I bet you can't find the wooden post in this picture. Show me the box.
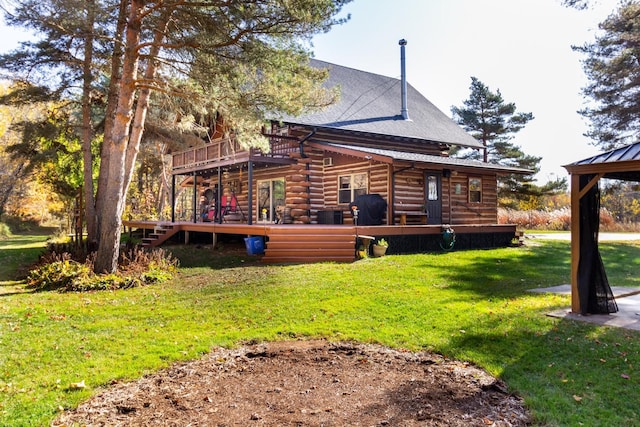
[217,167,223,224]
[390,165,396,225]
[247,161,253,225]
[570,173,581,313]
[193,171,197,223]
[570,173,604,313]
[171,174,176,223]
[387,164,393,225]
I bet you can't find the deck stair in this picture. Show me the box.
[261,226,357,263]
[140,224,178,248]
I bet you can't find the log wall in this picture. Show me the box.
[392,167,498,225]
[183,151,500,226]
[317,151,390,224]
[393,167,427,224]
[448,173,498,225]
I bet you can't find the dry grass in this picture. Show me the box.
[498,208,640,231]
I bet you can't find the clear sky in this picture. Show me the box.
[308,0,621,183]
[0,0,621,183]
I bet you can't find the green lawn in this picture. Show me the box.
[0,234,50,285]
[1,235,639,426]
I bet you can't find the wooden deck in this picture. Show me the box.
[123,220,517,263]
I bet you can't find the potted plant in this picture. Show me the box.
[372,238,389,257]
[357,244,368,259]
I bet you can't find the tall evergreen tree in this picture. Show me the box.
[1,0,116,244]
[562,0,590,10]
[1,0,350,273]
[451,77,534,163]
[573,1,640,151]
[451,77,565,207]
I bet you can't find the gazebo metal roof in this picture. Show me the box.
[564,142,640,181]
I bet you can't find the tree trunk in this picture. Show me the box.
[123,11,172,197]
[95,0,127,238]
[0,163,25,217]
[157,145,171,219]
[81,0,97,244]
[94,0,143,274]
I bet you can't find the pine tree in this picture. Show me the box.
[1,0,351,273]
[451,77,565,207]
[0,0,114,243]
[573,2,640,151]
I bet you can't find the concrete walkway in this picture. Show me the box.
[526,234,640,330]
[526,232,640,241]
[530,285,640,331]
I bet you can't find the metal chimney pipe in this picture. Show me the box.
[399,39,410,120]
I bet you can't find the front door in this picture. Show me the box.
[425,173,442,224]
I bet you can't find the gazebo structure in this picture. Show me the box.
[563,142,640,314]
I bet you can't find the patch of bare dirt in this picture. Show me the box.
[54,340,530,426]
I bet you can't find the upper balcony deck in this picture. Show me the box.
[171,134,300,175]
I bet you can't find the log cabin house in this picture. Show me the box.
[126,41,530,263]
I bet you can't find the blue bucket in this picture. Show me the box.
[244,236,265,255]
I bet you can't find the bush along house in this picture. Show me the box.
[126,40,531,263]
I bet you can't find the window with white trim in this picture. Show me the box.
[427,175,439,201]
[338,173,368,204]
[469,177,482,203]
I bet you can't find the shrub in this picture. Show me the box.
[118,247,178,275]
[498,207,638,231]
[546,208,571,230]
[26,259,92,292]
[27,245,178,292]
[0,222,12,240]
[599,208,616,230]
[67,273,141,292]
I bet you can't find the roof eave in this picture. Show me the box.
[564,159,640,175]
[276,120,484,150]
[310,141,533,175]
[308,141,393,164]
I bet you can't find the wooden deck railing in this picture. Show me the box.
[172,136,300,173]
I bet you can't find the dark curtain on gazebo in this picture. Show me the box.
[577,174,618,315]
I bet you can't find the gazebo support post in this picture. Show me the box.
[570,172,605,313]
[570,173,581,313]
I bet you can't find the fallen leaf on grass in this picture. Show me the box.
[69,380,86,390]
[621,373,630,380]
[573,395,582,402]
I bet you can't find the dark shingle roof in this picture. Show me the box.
[274,59,483,149]
[324,143,533,174]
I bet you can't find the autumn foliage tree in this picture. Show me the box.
[0,83,78,224]
[0,83,35,217]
